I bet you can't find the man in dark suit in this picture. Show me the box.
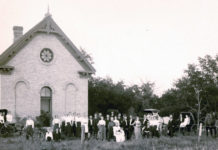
[205,113,213,137]
[211,112,217,138]
[129,115,135,139]
[111,112,114,118]
[121,115,130,140]
[118,113,122,123]
[105,114,110,140]
[93,113,99,139]
[142,114,150,137]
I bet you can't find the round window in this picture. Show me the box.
[40,48,53,63]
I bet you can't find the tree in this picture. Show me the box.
[157,54,217,127]
[80,47,94,64]
[173,54,218,129]
[88,77,157,116]
[157,88,187,116]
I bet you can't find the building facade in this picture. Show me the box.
[0,14,95,119]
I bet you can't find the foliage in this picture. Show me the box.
[88,54,217,124]
[156,54,218,125]
[35,111,51,127]
[88,77,158,116]
[80,47,94,64]
[175,55,218,123]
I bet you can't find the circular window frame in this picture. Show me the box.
[39,48,55,66]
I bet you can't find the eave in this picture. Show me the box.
[0,66,14,74]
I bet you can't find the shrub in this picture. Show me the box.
[35,111,51,127]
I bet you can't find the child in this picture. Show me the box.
[45,128,53,142]
[25,116,34,140]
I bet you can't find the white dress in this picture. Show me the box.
[113,126,125,142]
[113,119,120,126]
[134,120,142,140]
[180,117,190,128]
[45,131,53,140]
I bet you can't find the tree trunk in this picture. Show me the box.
[195,88,201,131]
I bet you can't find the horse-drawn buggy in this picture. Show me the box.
[179,112,197,134]
[142,109,162,137]
[144,109,162,129]
[0,109,24,137]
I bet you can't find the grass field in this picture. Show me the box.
[0,135,217,150]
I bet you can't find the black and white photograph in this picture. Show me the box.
[0,0,217,149]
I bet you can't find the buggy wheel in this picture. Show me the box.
[7,125,15,136]
[191,124,197,134]
[0,126,9,137]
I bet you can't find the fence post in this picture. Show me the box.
[198,123,202,143]
[81,125,85,144]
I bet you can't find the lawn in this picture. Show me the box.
[0,135,217,150]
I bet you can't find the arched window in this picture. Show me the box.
[40,87,52,115]
[41,87,52,97]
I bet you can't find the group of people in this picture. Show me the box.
[0,111,178,142]
[88,112,161,142]
[1,110,217,142]
[205,112,217,138]
[24,111,158,142]
[165,113,218,138]
[25,112,88,141]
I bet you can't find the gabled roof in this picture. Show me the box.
[0,15,95,74]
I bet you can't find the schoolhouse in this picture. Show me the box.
[0,12,95,119]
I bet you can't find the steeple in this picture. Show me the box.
[45,5,51,17]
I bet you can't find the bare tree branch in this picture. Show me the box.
[185,102,197,112]
[200,100,209,111]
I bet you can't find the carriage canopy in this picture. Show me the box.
[144,109,160,114]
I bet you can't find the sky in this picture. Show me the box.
[0,0,217,96]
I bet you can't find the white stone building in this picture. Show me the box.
[0,13,95,119]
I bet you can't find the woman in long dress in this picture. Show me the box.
[180,115,190,135]
[133,116,142,140]
[113,120,125,142]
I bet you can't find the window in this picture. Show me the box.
[40,87,52,97]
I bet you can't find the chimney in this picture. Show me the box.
[13,26,23,42]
